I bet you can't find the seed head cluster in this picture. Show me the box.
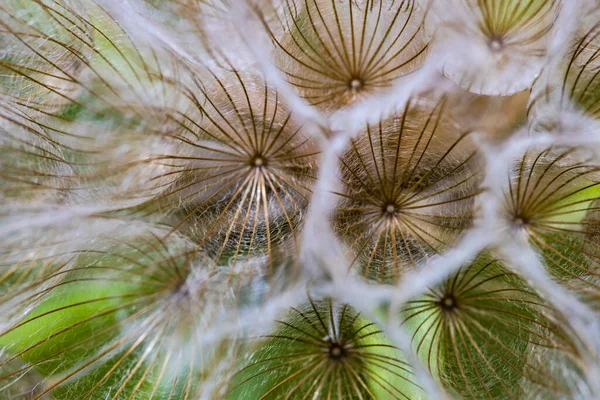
[1,0,600,399]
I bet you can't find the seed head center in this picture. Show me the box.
[329,343,345,361]
[349,78,364,93]
[513,216,529,228]
[488,37,504,52]
[251,156,265,168]
[383,204,398,217]
[440,294,457,310]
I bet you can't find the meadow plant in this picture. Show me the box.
[1,0,600,398]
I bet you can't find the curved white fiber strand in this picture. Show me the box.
[496,240,600,394]
[546,0,591,59]
[298,134,350,279]
[201,284,308,346]
[0,204,128,236]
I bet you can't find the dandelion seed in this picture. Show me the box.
[334,96,482,283]
[142,69,320,270]
[503,147,600,308]
[229,297,424,399]
[1,0,600,398]
[0,233,250,399]
[529,6,600,130]
[402,254,586,399]
[434,0,559,95]
[257,0,429,112]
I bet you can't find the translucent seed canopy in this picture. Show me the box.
[229,298,423,399]
[529,7,600,131]
[149,70,320,267]
[434,0,558,95]
[334,97,482,283]
[504,147,600,308]
[0,0,179,204]
[0,101,76,200]
[558,16,600,119]
[0,358,46,398]
[402,255,585,399]
[0,0,93,111]
[265,0,429,112]
[2,0,600,399]
[0,235,244,399]
[0,246,72,328]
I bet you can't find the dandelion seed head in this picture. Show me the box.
[432,0,559,95]
[402,254,584,398]
[334,96,482,283]
[2,0,600,398]
[529,5,600,132]
[264,0,429,112]
[230,298,424,399]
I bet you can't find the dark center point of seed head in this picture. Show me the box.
[440,294,457,310]
[251,156,265,168]
[488,37,504,52]
[349,78,364,93]
[513,216,529,227]
[329,343,345,361]
[172,277,190,298]
[383,204,397,217]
